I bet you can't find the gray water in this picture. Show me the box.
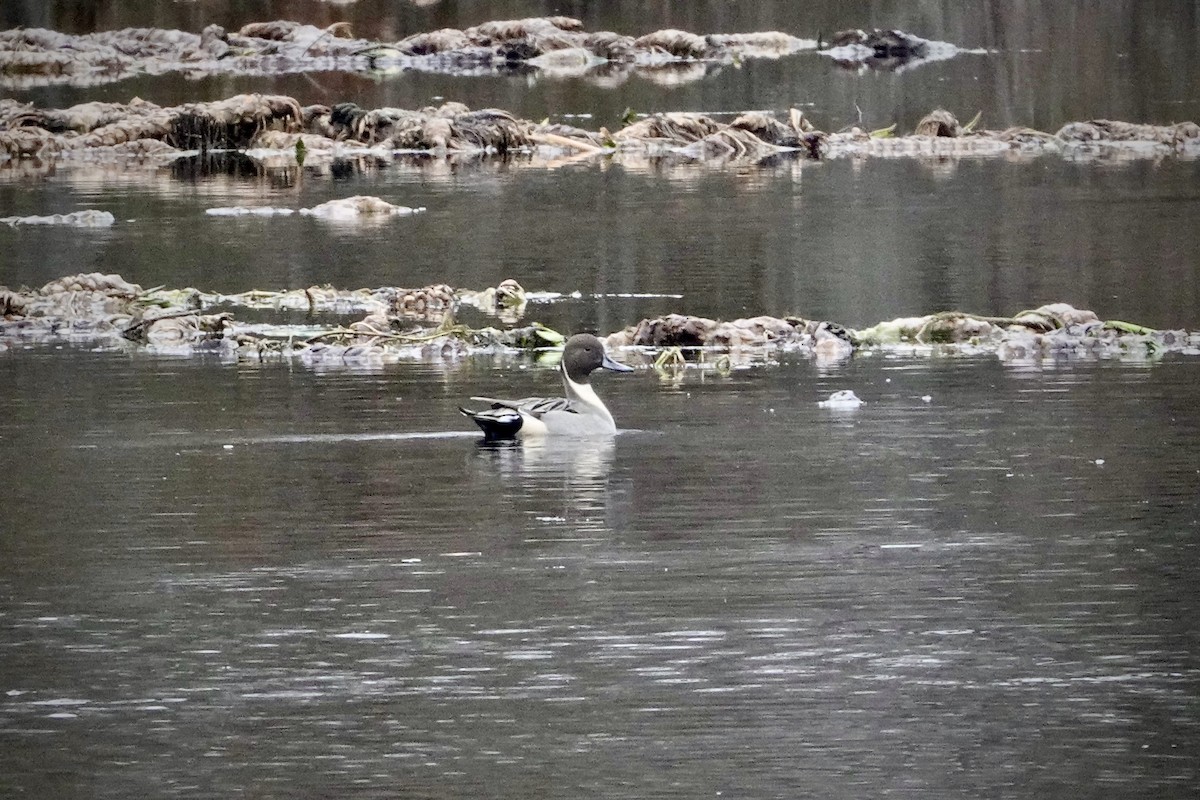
[3,1,1200,797]
[2,352,1199,797]
[3,156,1199,331]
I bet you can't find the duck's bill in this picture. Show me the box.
[602,353,634,372]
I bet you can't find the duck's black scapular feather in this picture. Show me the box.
[458,404,524,439]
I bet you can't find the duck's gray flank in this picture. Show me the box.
[459,333,633,439]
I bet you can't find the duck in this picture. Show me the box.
[459,333,633,439]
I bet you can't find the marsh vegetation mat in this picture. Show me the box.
[3,94,1197,165]
[3,272,1197,371]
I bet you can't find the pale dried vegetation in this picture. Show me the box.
[0,15,812,92]
[2,93,1196,166]
[2,273,1193,366]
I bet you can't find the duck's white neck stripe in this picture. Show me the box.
[564,373,615,425]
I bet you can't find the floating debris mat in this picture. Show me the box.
[2,273,1197,367]
[817,28,970,72]
[1,97,1196,165]
[0,16,821,90]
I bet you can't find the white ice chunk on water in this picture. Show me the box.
[205,206,295,216]
[1,210,115,227]
[818,390,864,409]
[301,196,425,220]
[205,196,425,220]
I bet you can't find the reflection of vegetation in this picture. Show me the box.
[303,320,562,350]
[652,346,733,380]
[169,152,268,182]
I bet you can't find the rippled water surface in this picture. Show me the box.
[2,352,1199,797]
[3,1,1200,797]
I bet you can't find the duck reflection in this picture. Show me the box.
[470,437,618,524]
[474,436,615,482]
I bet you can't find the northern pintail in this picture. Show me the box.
[459,333,633,439]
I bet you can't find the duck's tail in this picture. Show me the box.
[459,405,523,440]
